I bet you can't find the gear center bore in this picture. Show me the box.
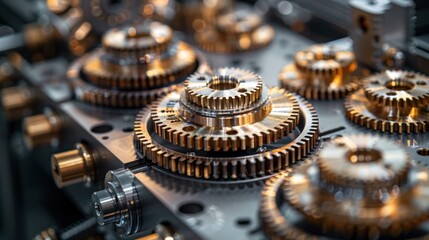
[206,76,240,90]
[384,78,415,91]
[347,148,382,163]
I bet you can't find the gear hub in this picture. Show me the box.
[68,21,202,108]
[345,70,429,133]
[260,135,429,239]
[194,9,275,53]
[134,67,319,180]
[279,44,367,100]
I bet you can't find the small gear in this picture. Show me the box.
[184,68,263,110]
[68,21,203,108]
[194,9,275,53]
[364,70,429,108]
[280,44,365,100]
[134,68,319,180]
[260,135,429,240]
[102,22,173,56]
[345,70,429,133]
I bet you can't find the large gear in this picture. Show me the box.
[68,21,203,108]
[134,67,319,180]
[279,44,367,100]
[345,70,429,133]
[260,135,429,240]
[184,68,263,110]
[194,9,275,53]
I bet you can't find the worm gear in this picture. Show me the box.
[260,135,429,240]
[345,70,429,133]
[68,21,202,108]
[279,44,367,100]
[194,9,275,53]
[134,67,319,180]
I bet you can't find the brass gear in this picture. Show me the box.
[318,135,410,193]
[279,44,365,100]
[184,68,263,110]
[260,135,429,240]
[345,70,429,133]
[364,70,429,108]
[68,21,201,108]
[81,42,197,91]
[102,22,173,56]
[194,9,275,53]
[151,87,299,152]
[134,68,319,179]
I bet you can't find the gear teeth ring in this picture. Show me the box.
[184,68,263,110]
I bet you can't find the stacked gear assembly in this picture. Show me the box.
[279,44,367,100]
[345,70,429,133]
[68,21,201,108]
[194,9,275,53]
[260,134,429,240]
[133,67,319,180]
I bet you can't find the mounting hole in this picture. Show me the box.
[183,126,196,132]
[122,127,134,132]
[102,136,109,140]
[417,148,429,156]
[91,123,113,134]
[416,80,427,86]
[236,218,252,227]
[357,15,369,33]
[178,202,204,214]
[386,91,397,96]
[370,80,380,85]
[238,88,247,93]
[226,129,238,135]
[335,141,345,147]
[198,76,206,81]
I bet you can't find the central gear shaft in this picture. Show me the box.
[134,67,319,180]
[68,21,202,108]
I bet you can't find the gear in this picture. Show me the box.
[134,68,319,180]
[345,70,429,133]
[279,44,365,100]
[80,42,197,91]
[68,21,202,108]
[364,70,429,108]
[260,135,429,240]
[102,22,173,56]
[184,68,263,110]
[318,135,409,192]
[194,9,275,53]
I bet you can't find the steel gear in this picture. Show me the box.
[260,135,429,240]
[68,21,202,108]
[345,70,429,133]
[194,9,275,53]
[184,68,263,110]
[133,68,319,180]
[279,44,366,100]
